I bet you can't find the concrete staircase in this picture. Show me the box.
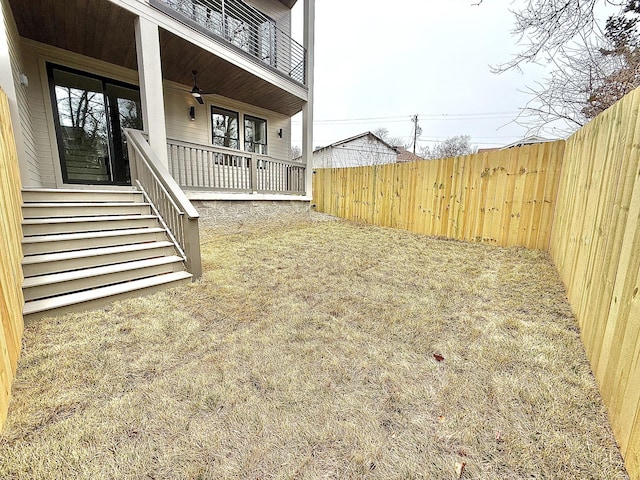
[22,188,193,319]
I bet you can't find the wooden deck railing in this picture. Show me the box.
[126,130,202,279]
[166,138,306,195]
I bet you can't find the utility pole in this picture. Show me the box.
[411,114,422,154]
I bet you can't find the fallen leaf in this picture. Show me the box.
[433,353,445,362]
[495,431,502,442]
[455,461,466,479]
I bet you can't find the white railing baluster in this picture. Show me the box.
[164,138,306,194]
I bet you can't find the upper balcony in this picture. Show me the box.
[149,0,307,86]
[8,0,309,116]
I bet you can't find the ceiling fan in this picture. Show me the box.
[189,70,213,104]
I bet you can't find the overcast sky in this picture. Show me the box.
[290,0,613,151]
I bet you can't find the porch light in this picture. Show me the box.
[189,106,196,121]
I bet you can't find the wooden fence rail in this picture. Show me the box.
[314,140,566,250]
[0,87,24,429]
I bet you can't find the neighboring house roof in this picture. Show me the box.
[501,135,554,149]
[312,131,397,154]
[394,147,424,163]
[311,132,400,169]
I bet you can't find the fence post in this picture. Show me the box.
[251,153,258,193]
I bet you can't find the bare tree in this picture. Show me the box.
[421,135,477,160]
[493,0,640,133]
[290,145,301,160]
[493,0,628,72]
[373,128,407,148]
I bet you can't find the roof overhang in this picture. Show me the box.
[8,0,306,116]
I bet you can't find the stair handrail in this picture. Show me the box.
[125,129,202,279]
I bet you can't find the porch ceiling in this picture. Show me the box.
[159,30,305,116]
[8,0,138,70]
[8,0,305,117]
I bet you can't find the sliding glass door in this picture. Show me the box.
[49,65,143,185]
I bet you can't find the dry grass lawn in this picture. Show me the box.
[0,215,628,479]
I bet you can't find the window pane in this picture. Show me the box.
[245,115,267,155]
[212,107,239,149]
[53,69,110,183]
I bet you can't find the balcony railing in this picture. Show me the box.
[167,138,306,194]
[150,0,307,85]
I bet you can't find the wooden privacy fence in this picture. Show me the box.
[313,90,640,478]
[549,87,640,478]
[314,141,565,250]
[0,88,24,429]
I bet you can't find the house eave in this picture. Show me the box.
[8,0,308,116]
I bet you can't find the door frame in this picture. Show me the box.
[46,62,142,186]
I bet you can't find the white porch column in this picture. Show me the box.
[302,0,315,197]
[134,16,168,167]
[0,0,28,185]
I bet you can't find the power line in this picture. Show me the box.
[291,110,521,125]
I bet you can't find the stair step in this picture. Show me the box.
[22,202,151,218]
[23,271,193,318]
[23,256,185,301]
[22,188,141,204]
[22,241,176,277]
[22,228,167,255]
[20,188,195,319]
[23,215,159,235]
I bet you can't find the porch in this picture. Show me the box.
[165,137,307,196]
[0,0,315,319]
[2,0,314,194]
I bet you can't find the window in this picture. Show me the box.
[244,115,267,155]
[211,106,239,149]
[49,64,142,185]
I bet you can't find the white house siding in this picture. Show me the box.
[20,40,293,187]
[313,135,397,169]
[164,86,292,160]
[246,0,291,36]
[1,0,40,186]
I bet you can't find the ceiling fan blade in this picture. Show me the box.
[196,96,204,105]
